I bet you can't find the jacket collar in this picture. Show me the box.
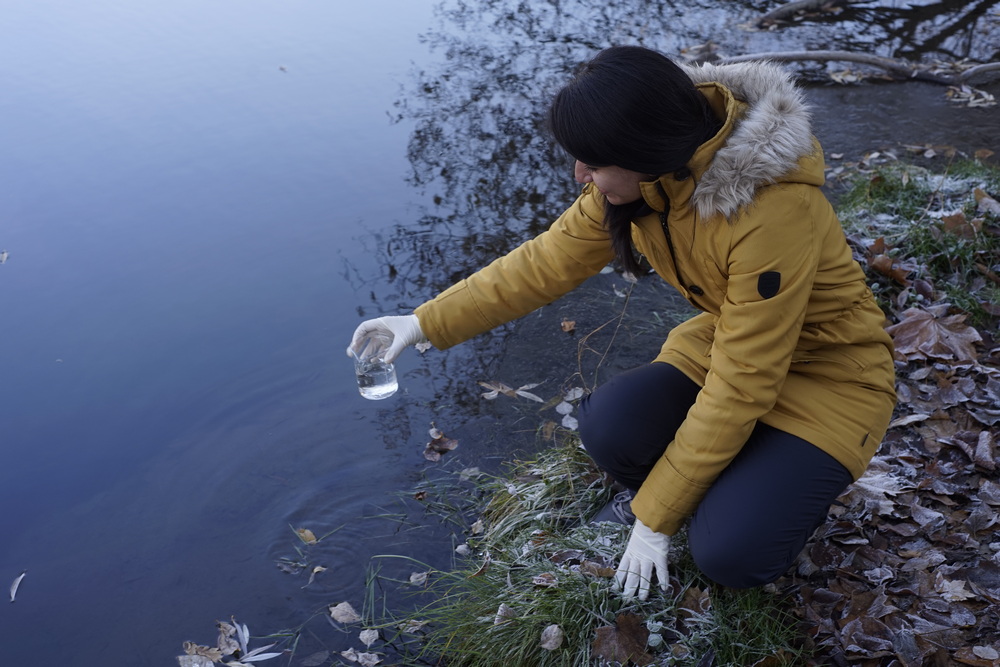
[640,61,816,221]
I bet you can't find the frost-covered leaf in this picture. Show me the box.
[539,624,564,650]
[561,414,579,430]
[409,571,430,586]
[934,572,976,601]
[329,601,362,623]
[592,613,653,666]
[885,307,982,362]
[564,387,585,401]
[531,572,558,588]
[975,187,1000,216]
[494,603,515,625]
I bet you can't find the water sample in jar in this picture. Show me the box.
[351,334,398,400]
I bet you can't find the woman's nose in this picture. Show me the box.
[574,160,591,184]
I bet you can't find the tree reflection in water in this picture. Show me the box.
[372,0,997,305]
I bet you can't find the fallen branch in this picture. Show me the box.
[754,0,870,28]
[720,50,1000,85]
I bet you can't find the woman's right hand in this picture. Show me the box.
[347,315,428,364]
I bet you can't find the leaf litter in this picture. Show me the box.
[777,157,1000,664]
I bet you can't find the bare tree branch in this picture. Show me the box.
[754,0,871,28]
[720,50,1000,85]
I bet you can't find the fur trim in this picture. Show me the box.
[681,61,814,220]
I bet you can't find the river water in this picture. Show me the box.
[0,0,997,664]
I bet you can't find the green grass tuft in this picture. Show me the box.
[368,435,809,666]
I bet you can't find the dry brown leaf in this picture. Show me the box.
[885,307,982,362]
[591,613,653,666]
[423,423,458,461]
[531,572,558,588]
[941,210,982,238]
[974,187,1000,217]
[869,253,914,286]
[329,601,362,624]
[295,528,317,545]
[579,561,616,578]
[182,642,224,661]
[560,319,576,333]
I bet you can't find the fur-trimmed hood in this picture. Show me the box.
[680,61,816,220]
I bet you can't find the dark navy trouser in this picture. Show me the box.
[577,362,853,589]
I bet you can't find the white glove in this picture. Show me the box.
[615,519,670,601]
[347,315,428,364]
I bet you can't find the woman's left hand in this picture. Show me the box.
[615,519,670,601]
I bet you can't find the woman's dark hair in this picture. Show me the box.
[548,45,721,274]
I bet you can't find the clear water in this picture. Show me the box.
[356,361,398,400]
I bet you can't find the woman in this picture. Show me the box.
[348,46,896,600]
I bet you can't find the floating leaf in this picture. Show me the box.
[182,642,224,661]
[409,571,430,586]
[359,629,379,648]
[177,656,214,667]
[299,651,330,667]
[423,423,459,461]
[340,648,382,666]
[329,601,362,623]
[295,528,317,545]
[398,619,429,634]
[592,613,653,666]
[560,319,576,333]
[301,565,327,589]
[9,570,26,603]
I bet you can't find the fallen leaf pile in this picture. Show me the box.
[777,298,1000,665]
[176,618,282,667]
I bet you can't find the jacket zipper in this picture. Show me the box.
[659,208,685,288]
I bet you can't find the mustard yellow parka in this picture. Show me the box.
[414,61,897,535]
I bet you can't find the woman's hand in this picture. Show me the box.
[347,315,428,363]
[615,519,670,601]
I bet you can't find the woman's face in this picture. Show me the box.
[573,160,646,205]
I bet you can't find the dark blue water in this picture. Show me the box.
[0,1,455,662]
[2,0,998,664]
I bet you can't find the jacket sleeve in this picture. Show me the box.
[415,185,615,350]
[631,185,822,535]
